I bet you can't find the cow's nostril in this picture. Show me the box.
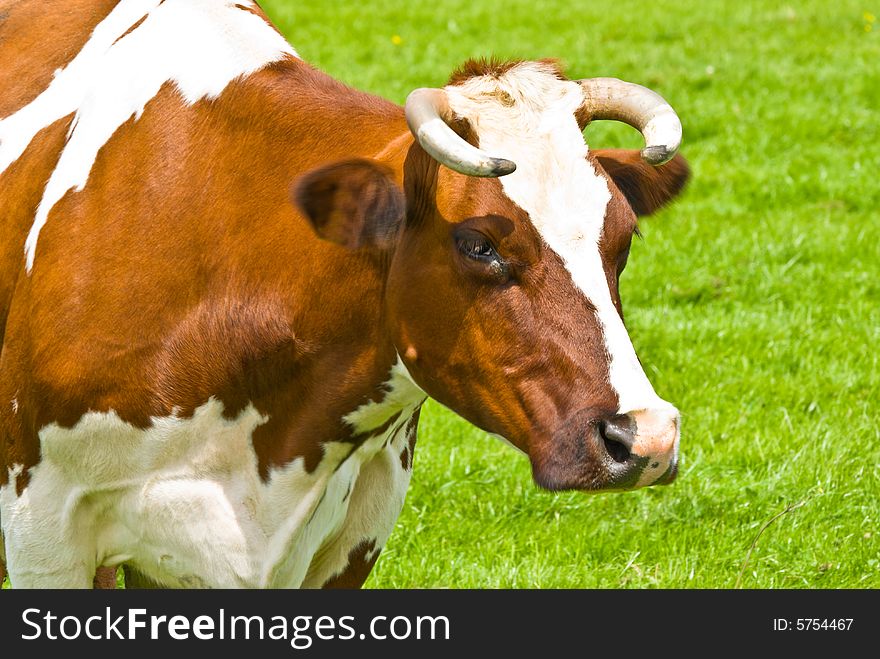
[598,419,634,464]
[602,435,631,463]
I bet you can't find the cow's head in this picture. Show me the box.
[295,60,690,492]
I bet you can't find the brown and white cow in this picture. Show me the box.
[0,0,689,588]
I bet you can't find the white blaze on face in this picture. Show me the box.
[445,62,668,415]
[0,0,297,272]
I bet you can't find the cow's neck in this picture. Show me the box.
[236,63,420,478]
[249,339,426,476]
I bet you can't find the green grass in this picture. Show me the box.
[260,0,880,588]
[3,0,878,590]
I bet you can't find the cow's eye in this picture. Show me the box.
[457,235,498,262]
[453,226,510,281]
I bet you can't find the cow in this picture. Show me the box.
[0,0,690,589]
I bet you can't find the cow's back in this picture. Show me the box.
[0,0,119,342]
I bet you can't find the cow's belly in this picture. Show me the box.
[0,397,417,588]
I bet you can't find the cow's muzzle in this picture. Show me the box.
[530,406,680,492]
[599,408,680,488]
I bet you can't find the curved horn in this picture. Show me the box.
[404,88,516,177]
[578,78,682,166]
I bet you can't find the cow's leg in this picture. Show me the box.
[93,566,118,589]
[3,548,94,588]
[2,490,95,588]
[3,525,94,588]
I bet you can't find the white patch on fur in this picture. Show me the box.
[0,0,296,272]
[343,359,425,433]
[445,62,668,415]
[298,358,426,588]
[0,363,426,588]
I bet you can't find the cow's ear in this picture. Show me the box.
[292,159,405,250]
[593,149,690,217]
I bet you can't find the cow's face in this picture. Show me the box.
[296,61,689,492]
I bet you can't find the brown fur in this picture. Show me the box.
[447,57,565,87]
[0,0,119,117]
[320,539,379,589]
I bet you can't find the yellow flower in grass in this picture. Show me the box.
[391,35,403,46]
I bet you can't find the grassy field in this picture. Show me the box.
[260,0,880,588]
[3,0,878,589]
